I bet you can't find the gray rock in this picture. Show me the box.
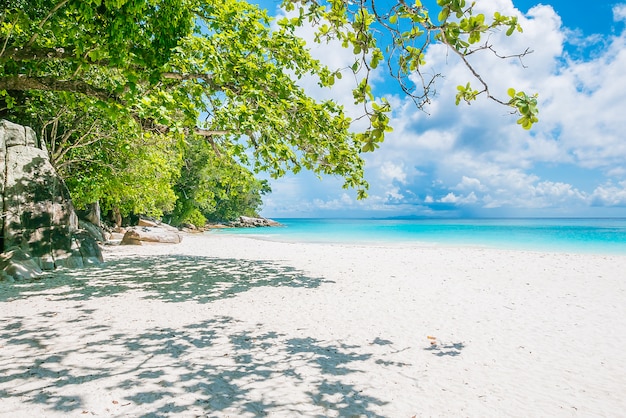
[229,216,282,228]
[73,230,104,265]
[77,201,102,227]
[0,247,43,281]
[121,226,183,245]
[1,119,103,279]
[138,217,180,232]
[79,219,107,243]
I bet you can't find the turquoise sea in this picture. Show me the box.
[215,218,626,254]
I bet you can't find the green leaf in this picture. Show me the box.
[438,9,450,22]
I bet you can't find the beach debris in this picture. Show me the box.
[427,335,438,346]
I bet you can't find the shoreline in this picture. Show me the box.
[209,228,626,256]
[2,234,626,416]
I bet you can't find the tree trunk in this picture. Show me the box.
[112,207,122,228]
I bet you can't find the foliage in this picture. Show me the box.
[0,0,538,213]
[172,137,270,226]
[0,0,368,195]
[1,91,182,217]
[283,0,539,153]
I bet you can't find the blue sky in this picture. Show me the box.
[255,0,626,218]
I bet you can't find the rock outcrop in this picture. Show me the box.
[1,120,103,280]
[228,216,282,228]
[121,226,183,245]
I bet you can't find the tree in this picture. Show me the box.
[1,90,182,216]
[1,0,538,205]
[1,0,366,195]
[171,137,270,226]
[281,0,539,142]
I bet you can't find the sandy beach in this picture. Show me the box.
[1,233,626,417]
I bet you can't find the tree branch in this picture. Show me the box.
[0,75,116,102]
[26,0,70,47]
[193,128,229,136]
[1,42,106,65]
[437,31,508,106]
[161,72,216,83]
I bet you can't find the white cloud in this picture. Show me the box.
[440,192,458,203]
[607,167,626,178]
[378,161,408,184]
[312,193,354,210]
[591,181,626,207]
[455,176,487,192]
[533,181,588,204]
[384,187,404,200]
[614,4,626,22]
[439,192,478,205]
[260,0,626,218]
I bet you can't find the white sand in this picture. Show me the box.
[1,233,626,417]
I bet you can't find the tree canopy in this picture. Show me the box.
[0,0,538,222]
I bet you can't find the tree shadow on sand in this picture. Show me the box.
[0,254,331,303]
[1,313,389,416]
[424,342,465,357]
[0,254,396,416]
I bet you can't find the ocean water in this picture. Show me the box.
[213,218,626,254]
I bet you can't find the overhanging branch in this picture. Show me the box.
[1,44,71,61]
[0,75,116,102]
[162,72,216,83]
[193,128,229,136]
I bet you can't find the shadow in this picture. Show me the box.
[3,155,76,259]
[0,254,329,303]
[0,313,390,416]
[371,337,393,346]
[424,342,465,357]
[0,244,396,415]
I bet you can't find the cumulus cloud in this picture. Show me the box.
[440,192,478,205]
[378,161,408,184]
[614,4,626,22]
[591,181,626,207]
[455,176,488,192]
[312,193,354,210]
[259,0,626,217]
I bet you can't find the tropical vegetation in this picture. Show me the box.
[0,0,538,226]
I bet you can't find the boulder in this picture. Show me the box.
[137,217,159,228]
[137,217,180,232]
[1,119,103,279]
[121,226,183,245]
[229,216,282,228]
[0,247,43,281]
[78,219,107,243]
[179,222,197,231]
